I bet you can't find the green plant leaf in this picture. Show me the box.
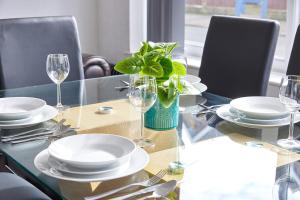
[144,51,161,63]
[139,42,148,56]
[165,43,177,54]
[172,61,186,76]
[114,56,142,74]
[157,86,177,108]
[159,57,173,78]
[156,77,169,85]
[168,81,176,99]
[177,80,184,93]
[151,42,177,55]
[142,61,164,77]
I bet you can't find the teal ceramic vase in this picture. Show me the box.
[144,95,179,130]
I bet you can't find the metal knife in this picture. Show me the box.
[110,182,168,200]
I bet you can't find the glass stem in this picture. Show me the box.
[140,111,144,139]
[288,112,295,140]
[176,131,180,163]
[57,83,62,108]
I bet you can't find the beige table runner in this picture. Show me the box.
[54,100,300,200]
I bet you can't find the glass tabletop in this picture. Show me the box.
[0,75,299,200]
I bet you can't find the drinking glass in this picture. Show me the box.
[273,158,300,200]
[128,75,157,147]
[46,54,70,110]
[278,75,300,149]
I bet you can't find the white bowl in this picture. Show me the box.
[0,97,46,120]
[230,96,290,119]
[48,134,136,169]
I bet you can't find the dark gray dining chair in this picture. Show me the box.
[286,25,300,75]
[0,16,84,90]
[0,172,51,200]
[199,15,280,98]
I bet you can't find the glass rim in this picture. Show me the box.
[47,54,68,58]
[130,74,156,80]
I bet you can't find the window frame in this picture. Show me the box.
[183,0,300,74]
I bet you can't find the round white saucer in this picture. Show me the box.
[34,147,149,182]
[216,104,300,129]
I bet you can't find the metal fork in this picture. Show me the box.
[196,104,225,117]
[1,125,73,142]
[1,119,66,139]
[8,127,74,144]
[84,169,167,200]
[121,80,129,85]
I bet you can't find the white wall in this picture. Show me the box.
[0,0,99,54]
[97,0,130,63]
[0,0,145,64]
[97,0,147,63]
[130,0,147,53]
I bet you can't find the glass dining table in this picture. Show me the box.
[0,75,299,200]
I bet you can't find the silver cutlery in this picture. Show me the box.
[121,80,129,85]
[1,119,66,139]
[136,179,177,200]
[7,125,74,144]
[114,86,129,90]
[196,110,215,115]
[10,135,50,144]
[196,104,225,117]
[9,129,74,144]
[2,125,72,142]
[2,130,55,142]
[84,169,167,200]
[110,180,177,200]
[198,104,225,111]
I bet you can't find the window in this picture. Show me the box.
[184,0,297,73]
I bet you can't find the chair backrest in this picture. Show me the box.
[199,15,279,98]
[287,25,300,75]
[0,16,84,89]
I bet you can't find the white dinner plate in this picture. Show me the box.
[48,134,136,169]
[48,156,130,175]
[229,107,289,125]
[0,116,33,124]
[0,105,58,129]
[181,82,207,96]
[34,147,149,182]
[216,104,300,129]
[181,74,201,84]
[0,97,46,120]
[230,96,290,119]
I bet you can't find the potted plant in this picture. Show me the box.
[114,41,186,130]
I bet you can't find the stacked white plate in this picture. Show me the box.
[216,96,300,128]
[181,75,207,95]
[0,97,58,129]
[34,134,149,182]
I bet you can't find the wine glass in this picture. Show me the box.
[46,54,70,111]
[273,159,300,199]
[128,74,157,147]
[278,75,300,149]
